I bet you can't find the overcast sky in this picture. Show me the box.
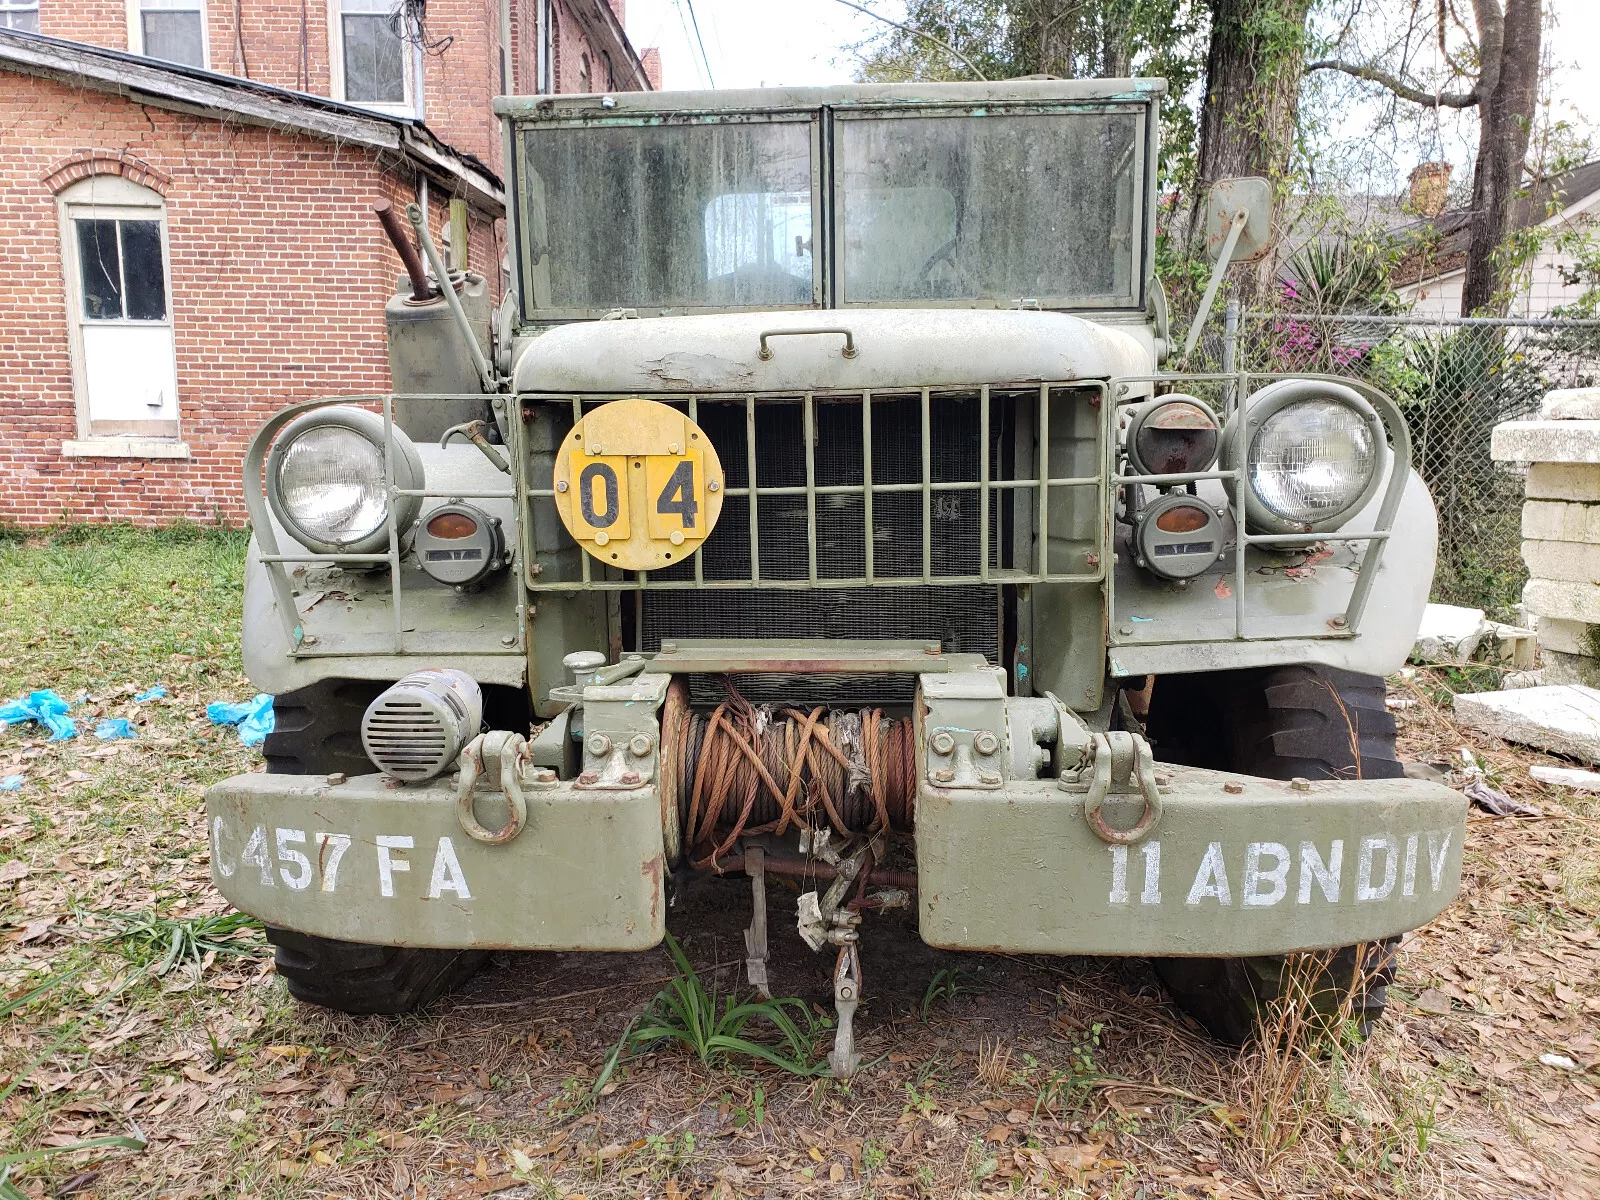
[625,0,1600,190]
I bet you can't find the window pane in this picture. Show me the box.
[519,121,815,311]
[142,10,205,66]
[343,13,405,103]
[1,9,39,32]
[837,112,1139,305]
[120,221,168,321]
[76,220,124,321]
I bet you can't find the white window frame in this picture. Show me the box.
[328,0,416,117]
[125,0,211,70]
[56,175,189,459]
[0,0,40,34]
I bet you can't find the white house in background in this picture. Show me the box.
[1394,159,1600,318]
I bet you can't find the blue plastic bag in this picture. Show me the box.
[0,775,22,791]
[207,694,275,747]
[133,686,166,703]
[0,691,76,740]
[95,718,136,740]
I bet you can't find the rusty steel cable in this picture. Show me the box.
[659,678,915,870]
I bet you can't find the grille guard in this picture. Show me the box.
[241,370,1412,661]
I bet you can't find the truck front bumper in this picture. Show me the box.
[206,765,1464,956]
[917,766,1465,957]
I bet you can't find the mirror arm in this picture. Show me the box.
[1179,208,1249,364]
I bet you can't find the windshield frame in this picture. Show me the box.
[831,101,1149,313]
[510,109,826,322]
[500,81,1161,326]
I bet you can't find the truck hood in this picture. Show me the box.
[512,309,1155,394]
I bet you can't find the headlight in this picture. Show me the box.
[1123,394,1219,476]
[1226,381,1387,534]
[1249,401,1374,522]
[266,407,424,554]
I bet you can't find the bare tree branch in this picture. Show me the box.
[830,0,990,81]
[1305,58,1479,107]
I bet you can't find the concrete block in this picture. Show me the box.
[1412,602,1487,663]
[1521,539,1600,583]
[1526,462,1600,502]
[1543,648,1600,689]
[1452,683,1600,764]
[1492,420,1600,464]
[1483,620,1538,670]
[1524,578,1600,625]
[1522,499,1600,543]
[1530,764,1600,791]
[1542,388,1600,420]
[1537,617,1599,658]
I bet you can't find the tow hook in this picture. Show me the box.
[1066,731,1165,845]
[454,730,530,845]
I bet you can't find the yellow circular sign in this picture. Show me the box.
[552,399,725,571]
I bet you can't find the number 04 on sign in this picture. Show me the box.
[552,399,725,571]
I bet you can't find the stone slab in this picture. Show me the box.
[1452,684,1600,764]
[1522,539,1600,583]
[1524,578,1600,625]
[1543,648,1600,689]
[1542,388,1600,420]
[1537,616,1599,659]
[1492,420,1600,464]
[1412,602,1487,663]
[1530,764,1600,791]
[1527,462,1600,502]
[1522,499,1600,543]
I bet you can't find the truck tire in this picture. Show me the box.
[261,679,488,1014]
[265,927,488,1015]
[1143,665,1402,1045]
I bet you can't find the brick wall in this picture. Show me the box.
[417,0,501,169]
[39,0,647,187]
[212,0,332,94]
[39,0,127,50]
[0,71,497,527]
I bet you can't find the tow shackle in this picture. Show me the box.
[454,730,530,845]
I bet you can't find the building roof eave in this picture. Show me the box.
[0,28,503,210]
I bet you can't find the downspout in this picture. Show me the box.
[499,0,513,94]
[537,0,551,93]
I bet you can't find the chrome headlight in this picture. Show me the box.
[266,407,424,554]
[1226,381,1387,534]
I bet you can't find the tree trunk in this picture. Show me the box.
[1191,0,1314,266]
[1461,0,1542,315]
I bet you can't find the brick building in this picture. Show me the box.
[0,2,655,526]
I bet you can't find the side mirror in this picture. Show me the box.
[1204,177,1273,264]
[1179,177,1276,362]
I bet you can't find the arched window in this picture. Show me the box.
[579,52,591,94]
[56,175,185,454]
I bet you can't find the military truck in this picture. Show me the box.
[206,79,1465,1070]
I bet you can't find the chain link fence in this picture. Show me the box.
[1218,308,1600,614]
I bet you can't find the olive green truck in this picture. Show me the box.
[206,78,1465,1070]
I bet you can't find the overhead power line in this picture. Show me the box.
[682,0,716,87]
[829,0,989,81]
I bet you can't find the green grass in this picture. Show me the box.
[0,522,248,700]
[0,525,259,1195]
[595,933,828,1088]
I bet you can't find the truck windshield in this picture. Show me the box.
[836,111,1141,307]
[518,120,816,313]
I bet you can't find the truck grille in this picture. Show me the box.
[523,384,1107,699]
